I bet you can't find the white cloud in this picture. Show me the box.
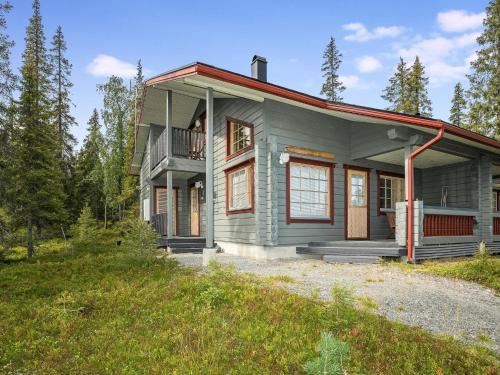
[87,54,146,78]
[437,10,485,32]
[340,75,370,89]
[356,56,382,73]
[343,23,404,42]
[396,32,479,84]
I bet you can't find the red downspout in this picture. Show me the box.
[407,124,445,262]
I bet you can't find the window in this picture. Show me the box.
[155,187,167,214]
[378,172,405,213]
[225,159,254,214]
[286,157,334,224]
[226,118,254,159]
[493,190,499,212]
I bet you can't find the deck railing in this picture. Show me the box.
[423,212,475,237]
[150,127,206,169]
[150,213,167,236]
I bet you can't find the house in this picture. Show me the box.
[130,56,500,263]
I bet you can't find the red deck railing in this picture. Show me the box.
[494,217,500,235]
[423,214,474,237]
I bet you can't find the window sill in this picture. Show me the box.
[226,145,254,161]
[288,217,333,224]
[226,207,254,215]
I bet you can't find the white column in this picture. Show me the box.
[205,87,214,248]
[166,90,174,239]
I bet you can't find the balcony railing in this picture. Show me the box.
[151,127,206,169]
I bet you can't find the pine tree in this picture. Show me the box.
[49,25,77,222]
[382,57,411,113]
[449,82,467,127]
[120,60,144,208]
[10,0,66,258]
[75,109,104,220]
[466,0,499,139]
[320,36,345,102]
[407,56,432,117]
[97,76,130,224]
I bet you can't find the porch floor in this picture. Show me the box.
[296,240,405,263]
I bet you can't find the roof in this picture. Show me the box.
[139,61,500,151]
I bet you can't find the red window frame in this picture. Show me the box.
[376,170,405,216]
[286,156,335,224]
[224,158,255,215]
[226,117,254,160]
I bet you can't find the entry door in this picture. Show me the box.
[190,186,200,236]
[347,168,368,239]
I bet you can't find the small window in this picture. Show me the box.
[493,191,499,212]
[287,158,334,224]
[155,187,167,214]
[226,118,254,159]
[378,173,405,212]
[225,160,254,214]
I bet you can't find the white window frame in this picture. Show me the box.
[226,161,253,213]
[379,174,405,212]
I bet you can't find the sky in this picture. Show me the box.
[8,0,488,147]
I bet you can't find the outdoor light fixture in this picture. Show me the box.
[195,181,204,189]
[195,119,201,128]
[279,152,290,165]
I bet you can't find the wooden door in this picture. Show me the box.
[347,168,369,239]
[190,186,200,236]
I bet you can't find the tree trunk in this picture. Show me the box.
[104,202,107,229]
[27,216,34,259]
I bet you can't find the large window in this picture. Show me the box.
[226,118,254,159]
[225,159,254,214]
[287,158,334,224]
[378,172,405,213]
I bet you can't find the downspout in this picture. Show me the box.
[407,124,445,262]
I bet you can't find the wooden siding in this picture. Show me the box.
[423,214,474,237]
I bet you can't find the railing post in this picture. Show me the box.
[205,87,214,249]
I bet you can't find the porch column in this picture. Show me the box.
[205,87,214,248]
[166,90,174,239]
[404,145,413,200]
[478,155,493,242]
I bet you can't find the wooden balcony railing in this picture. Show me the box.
[150,127,206,169]
[423,214,475,237]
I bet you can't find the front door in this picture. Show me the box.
[190,186,200,236]
[346,168,369,239]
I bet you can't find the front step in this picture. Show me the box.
[297,246,403,257]
[323,255,381,264]
[157,237,210,254]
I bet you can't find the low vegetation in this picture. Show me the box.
[0,230,498,374]
[397,246,500,292]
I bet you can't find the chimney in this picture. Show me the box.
[251,55,267,82]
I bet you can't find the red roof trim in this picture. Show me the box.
[140,63,500,150]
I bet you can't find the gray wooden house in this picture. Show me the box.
[130,57,500,262]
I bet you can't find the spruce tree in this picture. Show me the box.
[97,76,130,224]
[407,56,432,117]
[466,0,499,139]
[11,0,66,257]
[49,25,77,221]
[75,109,104,220]
[320,36,345,102]
[382,57,411,113]
[0,1,16,208]
[449,82,467,127]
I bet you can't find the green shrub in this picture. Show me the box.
[304,332,350,375]
[122,217,158,258]
[70,206,98,248]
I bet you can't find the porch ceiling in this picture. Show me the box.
[368,148,469,169]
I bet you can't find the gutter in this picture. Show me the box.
[406,124,445,262]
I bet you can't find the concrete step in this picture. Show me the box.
[323,255,381,264]
[170,247,204,254]
[167,237,206,244]
[297,246,402,257]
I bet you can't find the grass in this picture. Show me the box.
[0,231,499,374]
[395,254,500,292]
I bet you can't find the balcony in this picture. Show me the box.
[151,127,206,169]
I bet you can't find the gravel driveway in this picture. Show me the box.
[173,253,500,352]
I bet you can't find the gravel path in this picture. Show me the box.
[173,253,500,352]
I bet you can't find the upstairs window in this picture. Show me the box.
[226,118,254,159]
[378,173,405,212]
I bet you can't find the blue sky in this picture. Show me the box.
[8,0,488,146]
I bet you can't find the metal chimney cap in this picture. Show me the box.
[252,55,267,63]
